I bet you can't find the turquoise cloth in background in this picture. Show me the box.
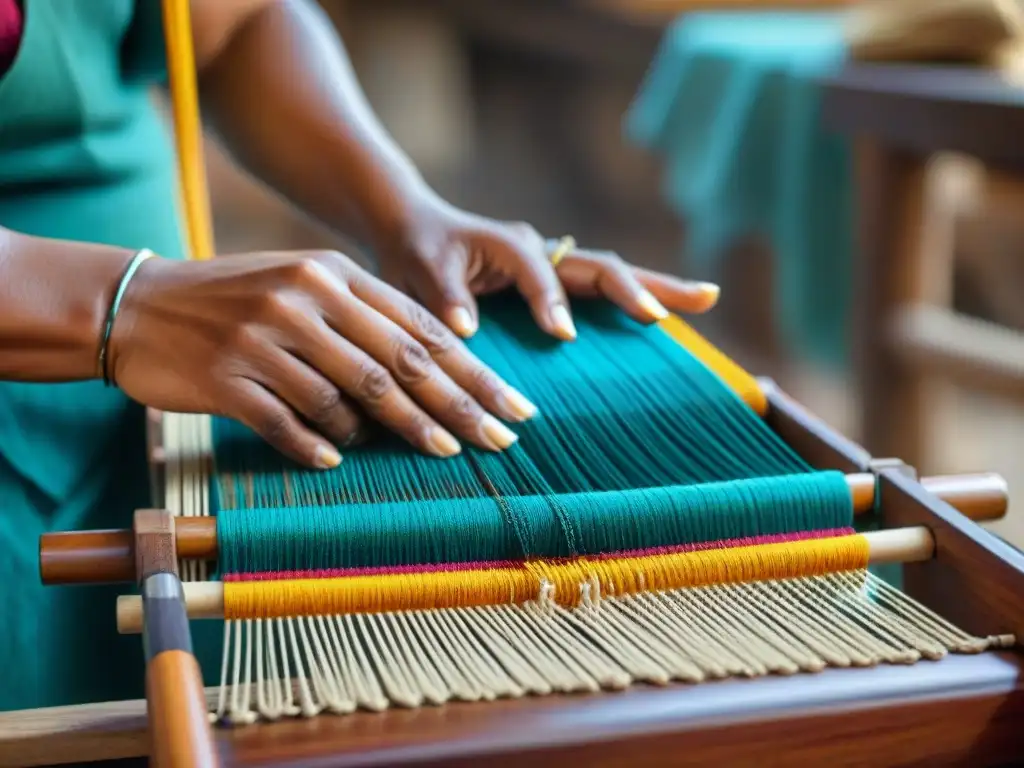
[626,12,853,368]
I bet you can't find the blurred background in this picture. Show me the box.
[189,0,1024,545]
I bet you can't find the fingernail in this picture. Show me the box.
[637,289,669,320]
[315,444,343,469]
[481,415,519,450]
[428,427,462,457]
[550,305,577,341]
[500,387,538,421]
[449,307,477,338]
[699,282,721,303]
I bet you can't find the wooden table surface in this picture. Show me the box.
[3,652,1021,766]
[822,63,1024,170]
[215,652,1024,767]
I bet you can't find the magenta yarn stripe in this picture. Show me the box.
[222,527,855,582]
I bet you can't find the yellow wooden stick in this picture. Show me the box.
[161,0,215,261]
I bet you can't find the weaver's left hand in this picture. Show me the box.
[377,196,721,341]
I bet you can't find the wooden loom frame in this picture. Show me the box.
[3,0,1023,764]
[1,376,1023,768]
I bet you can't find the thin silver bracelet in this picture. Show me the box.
[98,248,156,387]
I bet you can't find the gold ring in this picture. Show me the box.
[548,236,576,268]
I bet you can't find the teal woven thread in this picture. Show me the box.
[216,472,853,574]
[211,295,852,573]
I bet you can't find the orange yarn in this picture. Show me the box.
[222,534,870,620]
[658,315,767,416]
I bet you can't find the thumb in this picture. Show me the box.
[408,247,480,339]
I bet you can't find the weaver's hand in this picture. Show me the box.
[109,251,536,468]
[378,196,721,341]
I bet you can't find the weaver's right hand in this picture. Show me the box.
[109,251,538,468]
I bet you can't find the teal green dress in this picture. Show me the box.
[0,0,219,711]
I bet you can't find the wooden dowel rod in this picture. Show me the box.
[919,472,1009,524]
[114,526,937,635]
[39,472,1008,587]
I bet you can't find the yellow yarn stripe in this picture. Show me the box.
[658,315,767,415]
[222,535,870,619]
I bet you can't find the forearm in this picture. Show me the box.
[197,0,435,253]
[0,227,134,382]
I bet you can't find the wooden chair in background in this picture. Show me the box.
[821,64,1024,472]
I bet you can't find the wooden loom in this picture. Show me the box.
[9,389,1024,768]
[6,1,1024,766]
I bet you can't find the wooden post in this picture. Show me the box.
[135,510,219,768]
[852,142,932,467]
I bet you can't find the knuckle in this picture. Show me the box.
[468,366,502,399]
[392,339,434,384]
[307,386,345,425]
[255,290,294,323]
[410,304,455,355]
[286,257,328,287]
[447,392,480,424]
[354,361,394,402]
[229,323,264,352]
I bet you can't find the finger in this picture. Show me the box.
[632,267,721,314]
[291,319,463,456]
[247,342,368,448]
[556,251,669,325]
[406,245,480,339]
[229,380,342,470]
[486,228,576,341]
[352,276,538,422]
[290,261,518,453]
[328,298,519,453]
[269,261,466,456]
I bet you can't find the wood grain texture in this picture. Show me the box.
[821,64,1024,171]
[890,304,1024,403]
[819,61,1024,483]
[2,653,1021,767]
[38,529,136,586]
[880,468,1024,640]
[39,517,214,586]
[0,697,151,767]
[16,387,1024,766]
[215,653,1024,767]
[850,143,931,466]
[134,509,178,582]
[145,651,219,768]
